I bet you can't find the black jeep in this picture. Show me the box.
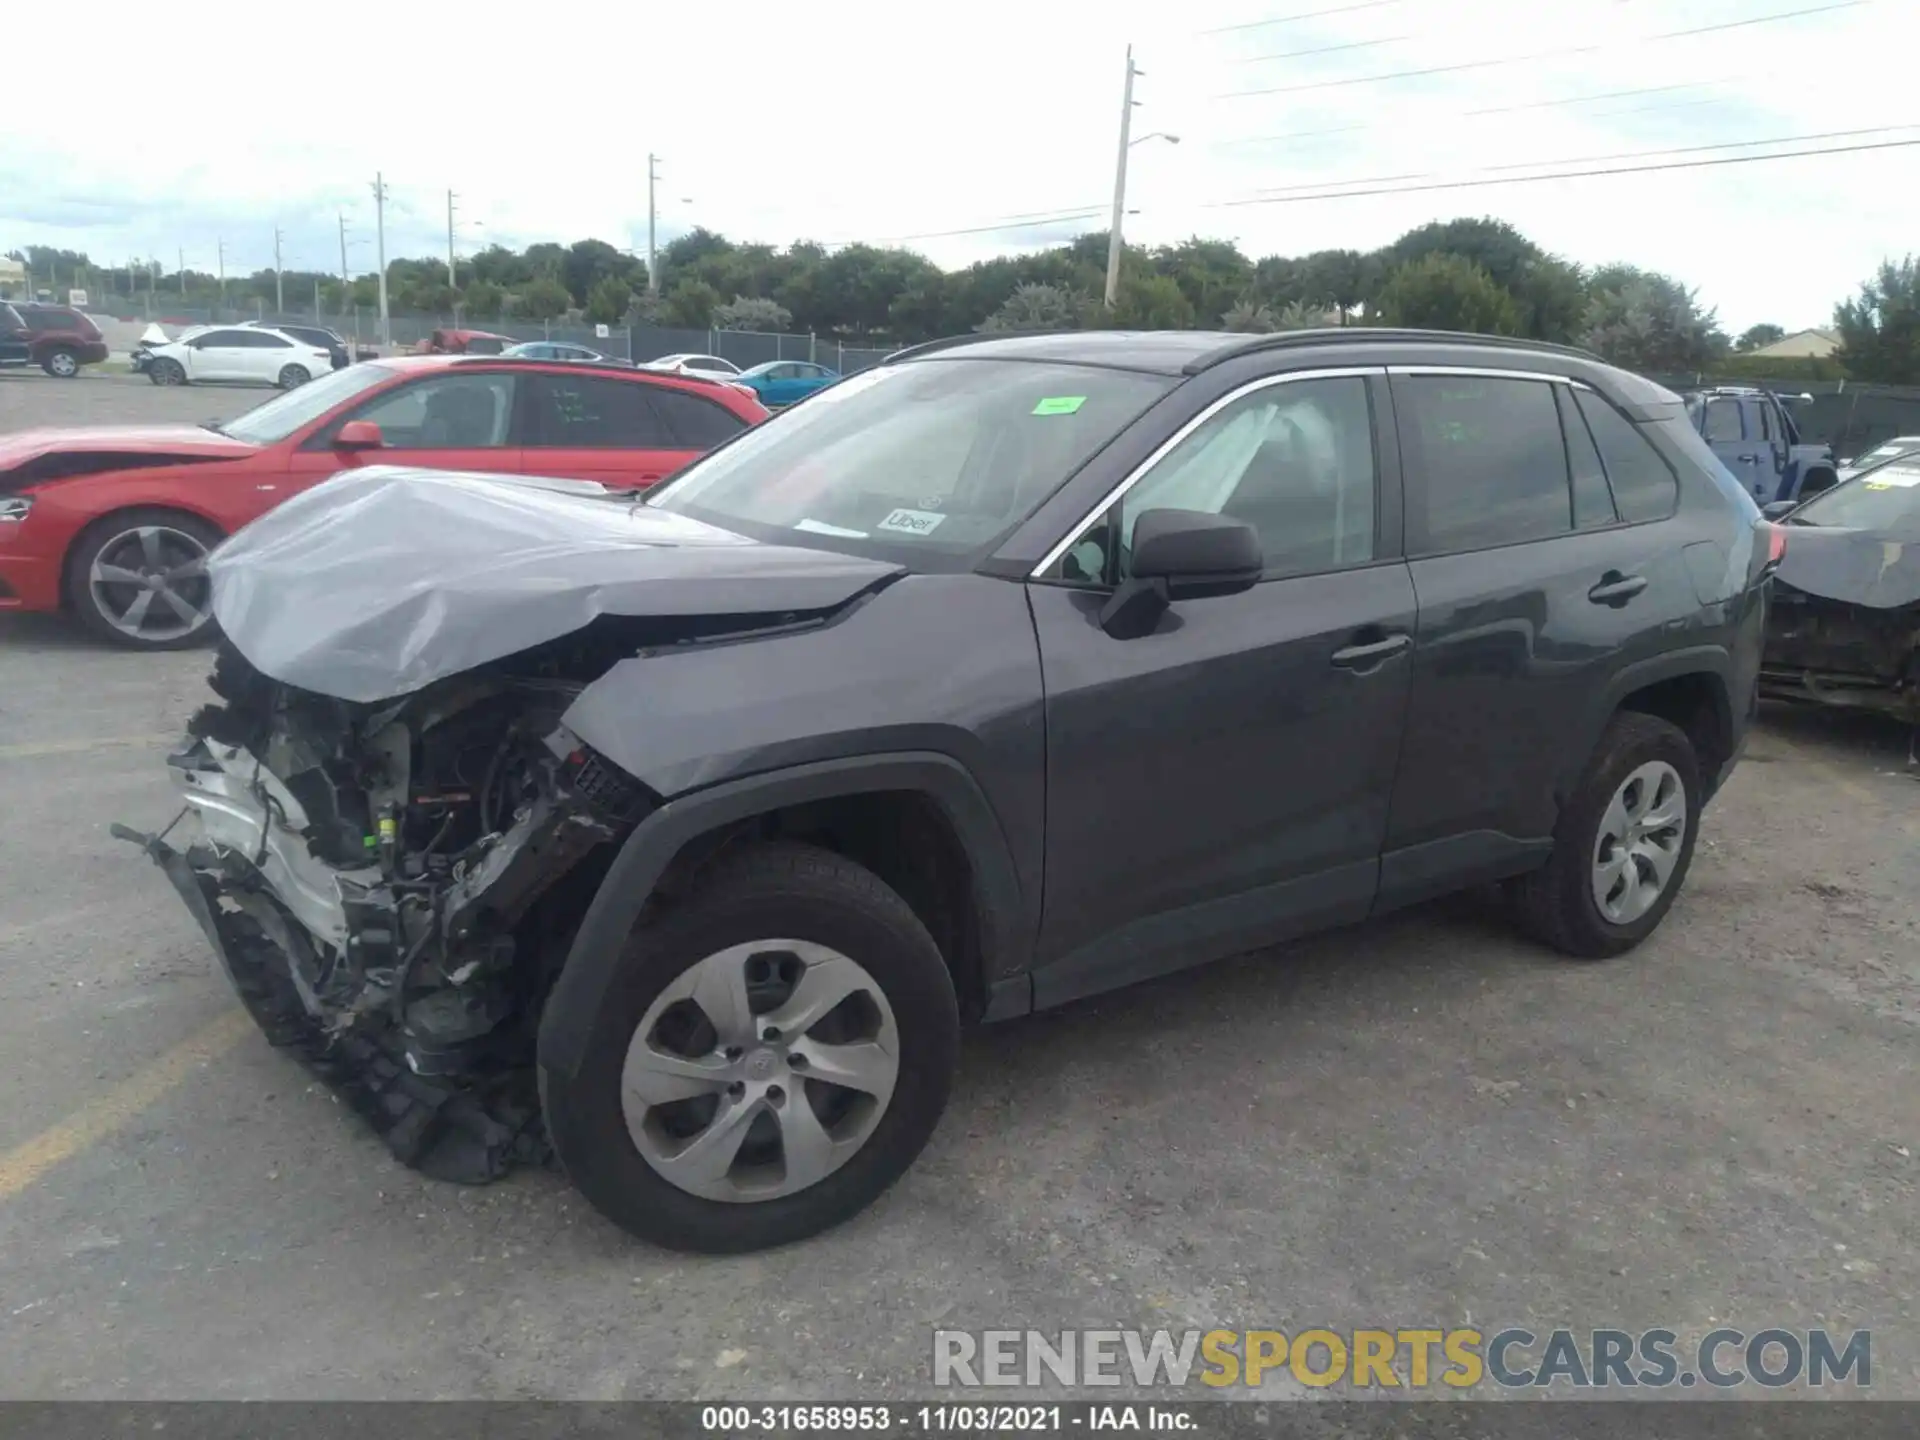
[123,329,1776,1252]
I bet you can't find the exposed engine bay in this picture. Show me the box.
[117,640,651,1182]
[1761,582,1920,720]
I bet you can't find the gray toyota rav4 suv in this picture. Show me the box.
[123,329,1776,1252]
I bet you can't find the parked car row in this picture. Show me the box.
[134,321,349,388]
[72,327,1783,1255]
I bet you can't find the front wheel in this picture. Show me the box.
[65,508,222,650]
[149,358,186,386]
[42,348,80,378]
[541,841,959,1253]
[277,364,310,389]
[1511,711,1700,957]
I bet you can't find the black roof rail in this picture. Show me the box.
[1183,327,1604,374]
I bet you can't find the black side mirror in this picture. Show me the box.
[1761,500,1798,521]
[1099,508,1263,639]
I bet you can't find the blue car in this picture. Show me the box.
[738,359,839,407]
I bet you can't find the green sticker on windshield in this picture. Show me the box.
[1032,395,1086,416]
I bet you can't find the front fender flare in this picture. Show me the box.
[536,751,1030,1080]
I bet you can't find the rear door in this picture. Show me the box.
[523,372,748,486]
[1700,395,1768,502]
[1379,368,1695,905]
[288,370,524,490]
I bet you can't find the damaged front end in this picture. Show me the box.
[118,641,650,1182]
[1760,525,1920,721]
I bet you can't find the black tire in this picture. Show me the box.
[1511,711,1701,958]
[541,841,959,1253]
[64,507,224,651]
[277,364,310,390]
[41,347,80,378]
[150,357,186,386]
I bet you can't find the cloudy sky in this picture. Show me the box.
[2,0,1910,331]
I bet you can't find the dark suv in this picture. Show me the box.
[124,329,1775,1253]
[2,302,110,377]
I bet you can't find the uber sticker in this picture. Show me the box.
[876,507,947,537]
[1865,472,1920,488]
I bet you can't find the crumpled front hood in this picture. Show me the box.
[209,465,904,702]
[1775,525,1920,609]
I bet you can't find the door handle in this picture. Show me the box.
[1588,572,1648,606]
[1330,632,1412,669]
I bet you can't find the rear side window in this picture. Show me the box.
[24,307,79,332]
[1556,386,1617,530]
[528,374,670,447]
[648,385,748,448]
[1400,375,1571,553]
[1574,389,1681,522]
[1702,399,1743,443]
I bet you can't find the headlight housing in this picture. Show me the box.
[0,496,33,523]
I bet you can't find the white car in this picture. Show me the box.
[144,325,336,389]
[641,352,757,397]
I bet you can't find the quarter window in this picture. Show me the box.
[1574,389,1681,522]
[1400,375,1571,552]
[1110,376,1377,581]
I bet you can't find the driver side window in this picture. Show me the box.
[342,373,518,449]
[1056,377,1378,585]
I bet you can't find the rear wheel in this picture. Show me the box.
[150,358,186,386]
[42,348,80,378]
[66,508,222,650]
[541,841,959,1252]
[277,364,310,389]
[1511,712,1700,958]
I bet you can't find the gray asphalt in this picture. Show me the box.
[0,370,1914,1400]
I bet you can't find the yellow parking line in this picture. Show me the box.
[0,1008,253,1202]
[0,734,173,761]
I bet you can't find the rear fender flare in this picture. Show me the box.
[1557,646,1735,803]
[536,751,1029,1080]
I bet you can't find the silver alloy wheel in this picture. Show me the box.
[278,365,309,389]
[1590,759,1687,925]
[622,939,900,1203]
[46,350,78,377]
[87,525,214,643]
[153,359,184,386]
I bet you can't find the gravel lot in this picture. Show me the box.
[0,370,1915,1400]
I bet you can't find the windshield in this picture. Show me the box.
[1849,440,1920,469]
[1791,460,1920,534]
[648,359,1174,567]
[217,363,398,444]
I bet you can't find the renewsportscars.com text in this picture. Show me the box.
[932,1327,1871,1391]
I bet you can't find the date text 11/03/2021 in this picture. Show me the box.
[701,1406,1192,1432]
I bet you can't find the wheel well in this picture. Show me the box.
[655,790,986,1018]
[1617,672,1731,778]
[57,506,226,613]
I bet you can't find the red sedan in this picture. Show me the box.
[0,355,768,650]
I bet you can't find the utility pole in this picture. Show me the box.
[178,246,186,296]
[372,173,390,346]
[338,214,350,294]
[1104,46,1140,310]
[273,225,285,313]
[217,239,227,304]
[446,189,458,291]
[647,153,661,293]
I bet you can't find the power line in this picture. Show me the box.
[1234,33,1409,63]
[1204,134,1920,209]
[1201,0,1401,35]
[1216,0,1869,99]
[865,208,1109,244]
[1246,123,1919,196]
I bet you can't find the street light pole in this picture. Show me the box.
[273,225,285,313]
[372,173,391,346]
[647,152,661,294]
[1104,46,1140,310]
[447,188,458,292]
[217,239,227,304]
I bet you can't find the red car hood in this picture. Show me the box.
[0,424,259,466]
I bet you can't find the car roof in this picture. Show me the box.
[885,327,1606,377]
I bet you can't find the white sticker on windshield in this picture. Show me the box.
[876,508,947,537]
[795,518,870,537]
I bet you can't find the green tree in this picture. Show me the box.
[515,276,573,320]
[1737,322,1788,352]
[1583,264,1728,371]
[586,275,634,324]
[1371,255,1522,335]
[1221,298,1278,333]
[1834,257,1920,383]
[565,239,637,307]
[661,278,721,328]
[1111,271,1195,329]
[1298,249,1373,322]
[460,279,505,320]
[978,283,1083,332]
[1510,256,1589,344]
[1155,237,1255,325]
[713,295,793,331]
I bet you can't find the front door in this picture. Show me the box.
[1700,395,1770,503]
[1028,371,1416,1006]
[185,329,253,382]
[1380,371,1695,905]
[285,370,526,494]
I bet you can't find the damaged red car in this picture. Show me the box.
[0,356,767,648]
